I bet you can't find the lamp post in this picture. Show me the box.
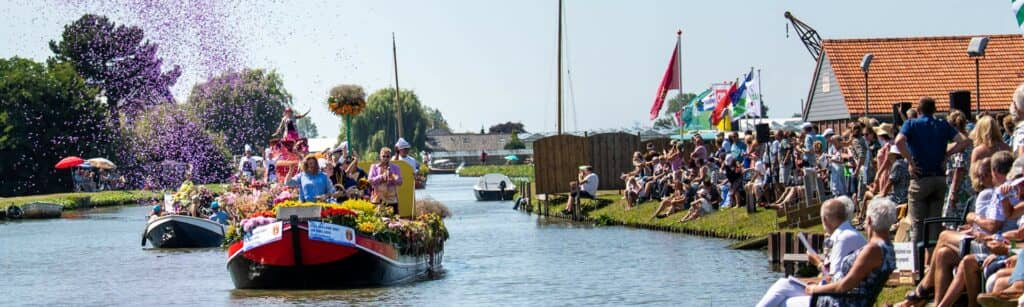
[860,53,874,118]
[968,37,988,116]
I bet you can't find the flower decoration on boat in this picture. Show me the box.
[327,84,366,117]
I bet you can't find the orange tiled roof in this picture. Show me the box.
[821,34,1024,115]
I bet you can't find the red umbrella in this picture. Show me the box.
[55,156,84,169]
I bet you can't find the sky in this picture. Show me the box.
[0,0,1020,136]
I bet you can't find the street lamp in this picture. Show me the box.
[968,36,988,116]
[860,53,874,118]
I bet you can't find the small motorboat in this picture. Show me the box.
[7,202,62,219]
[473,174,517,201]
[428,159,458,174]
[143,215,225,248]
[227,217,443,289]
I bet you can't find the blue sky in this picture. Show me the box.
[0,0,1019,136]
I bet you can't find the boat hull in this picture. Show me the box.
[144,215,225,248]
[428,167,456,174]
[19,202,63,219]
[474,189,517,201]
[227,223,442,289]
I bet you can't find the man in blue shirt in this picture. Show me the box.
[894,97,969,245]
[208,201,229,225]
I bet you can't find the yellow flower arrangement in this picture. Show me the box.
[339,199,376,214]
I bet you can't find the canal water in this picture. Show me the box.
[0,175,778,306]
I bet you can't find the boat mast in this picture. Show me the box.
[556,0,563,135]
[393,32,404,139]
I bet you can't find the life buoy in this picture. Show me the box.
[6,205,23,219]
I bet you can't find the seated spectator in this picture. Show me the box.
[880,146,909,205]
[679,181,720,223]
[653,180,689,219]
[756,197,868,307]
[902,153,1013,306]
[564,165,598,214]
[787,197,897,306]
[745,153,767,208]
[624,177,645,209]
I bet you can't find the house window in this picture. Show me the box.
[822,75,831,93]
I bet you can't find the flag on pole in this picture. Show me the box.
[649,35,682,120]
[731,69,754,117]
[711,81,738,125]
[745,70,763,117]
[673,110,683,126]
[1014,0,1024,33]
[691,88,712,112]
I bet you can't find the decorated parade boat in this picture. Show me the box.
[223,158,447,289]
[225,202,445,289]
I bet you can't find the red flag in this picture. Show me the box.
[649,40,681,120]
[673,110,683,126]
[711,82,737,125]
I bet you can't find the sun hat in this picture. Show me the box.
[578,165,593,171]
[1007,157,1024,180]
[802,123,813,129]
[395,138,411,150]
[875,123,892,137]
[823,128,835,137]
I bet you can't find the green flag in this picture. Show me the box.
[1015,0,1024,33]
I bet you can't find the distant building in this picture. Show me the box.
[802,34,1024,130]
[426,132,530,164]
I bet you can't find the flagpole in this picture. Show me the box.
[676,29,683,139]
[757,68,763,122]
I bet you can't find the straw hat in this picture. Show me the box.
[874,123,893,137]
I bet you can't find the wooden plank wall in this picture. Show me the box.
[533,135,589,195]
[587,133,639,190]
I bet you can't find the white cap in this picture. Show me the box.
[331,141,348,153]
[802,123,813,129]
[395,138,411,150]
[823,128,835,136]
[244,144,252,152]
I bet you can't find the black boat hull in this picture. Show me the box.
[474,189,517,201]
[144,215,225,248]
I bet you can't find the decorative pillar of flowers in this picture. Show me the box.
[328,85,367,155]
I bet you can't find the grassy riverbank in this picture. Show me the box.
[0,184,227,211]
[457,164,533,179]
[535,191,822,240]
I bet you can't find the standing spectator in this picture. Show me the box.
[1010,83,1024,157]
[943,110,974,221]
[480,150,488,164]
[238,145,258,179]
[825,134,848,197]
[893,97,970,245]
[800,123,817,168]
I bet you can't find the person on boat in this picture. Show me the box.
[286,155,336,202]
[756,197,868,307]
[238,144,257,179]
[334,155,367,189]
[264,148,278,184]
[273,107,309,142]
[393,138,420,174]
[148,205,164,222]
[563,165,598,214]
[369,147,403,214]
[208,201,229,225]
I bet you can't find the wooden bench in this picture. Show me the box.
[777,168,825,229]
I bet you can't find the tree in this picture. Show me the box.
[0,57,118,196]
[424,107,450,130]
[653,92,695,129]
[504,131,526,150]
[130,104,232,187]
[296,117,318,138]
[185,68,291,154]
[488,121,526,134]
[340,88,429,156]
[49,14,181,126]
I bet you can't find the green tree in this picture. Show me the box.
[185,68,291,153]
[340,88,429,156]
[0,57,118,196]
[653,92,696,129]
[504,131,526,150]
[424,106,450,130]
[488,122,526,134]
[295,117,318,138]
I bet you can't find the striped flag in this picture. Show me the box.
[1015,0,1024,33]
[691,88,712,111]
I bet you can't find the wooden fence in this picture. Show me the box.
[533,135,590,195]
[588,133,639,191]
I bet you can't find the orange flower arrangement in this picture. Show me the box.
[327,84,367,117]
